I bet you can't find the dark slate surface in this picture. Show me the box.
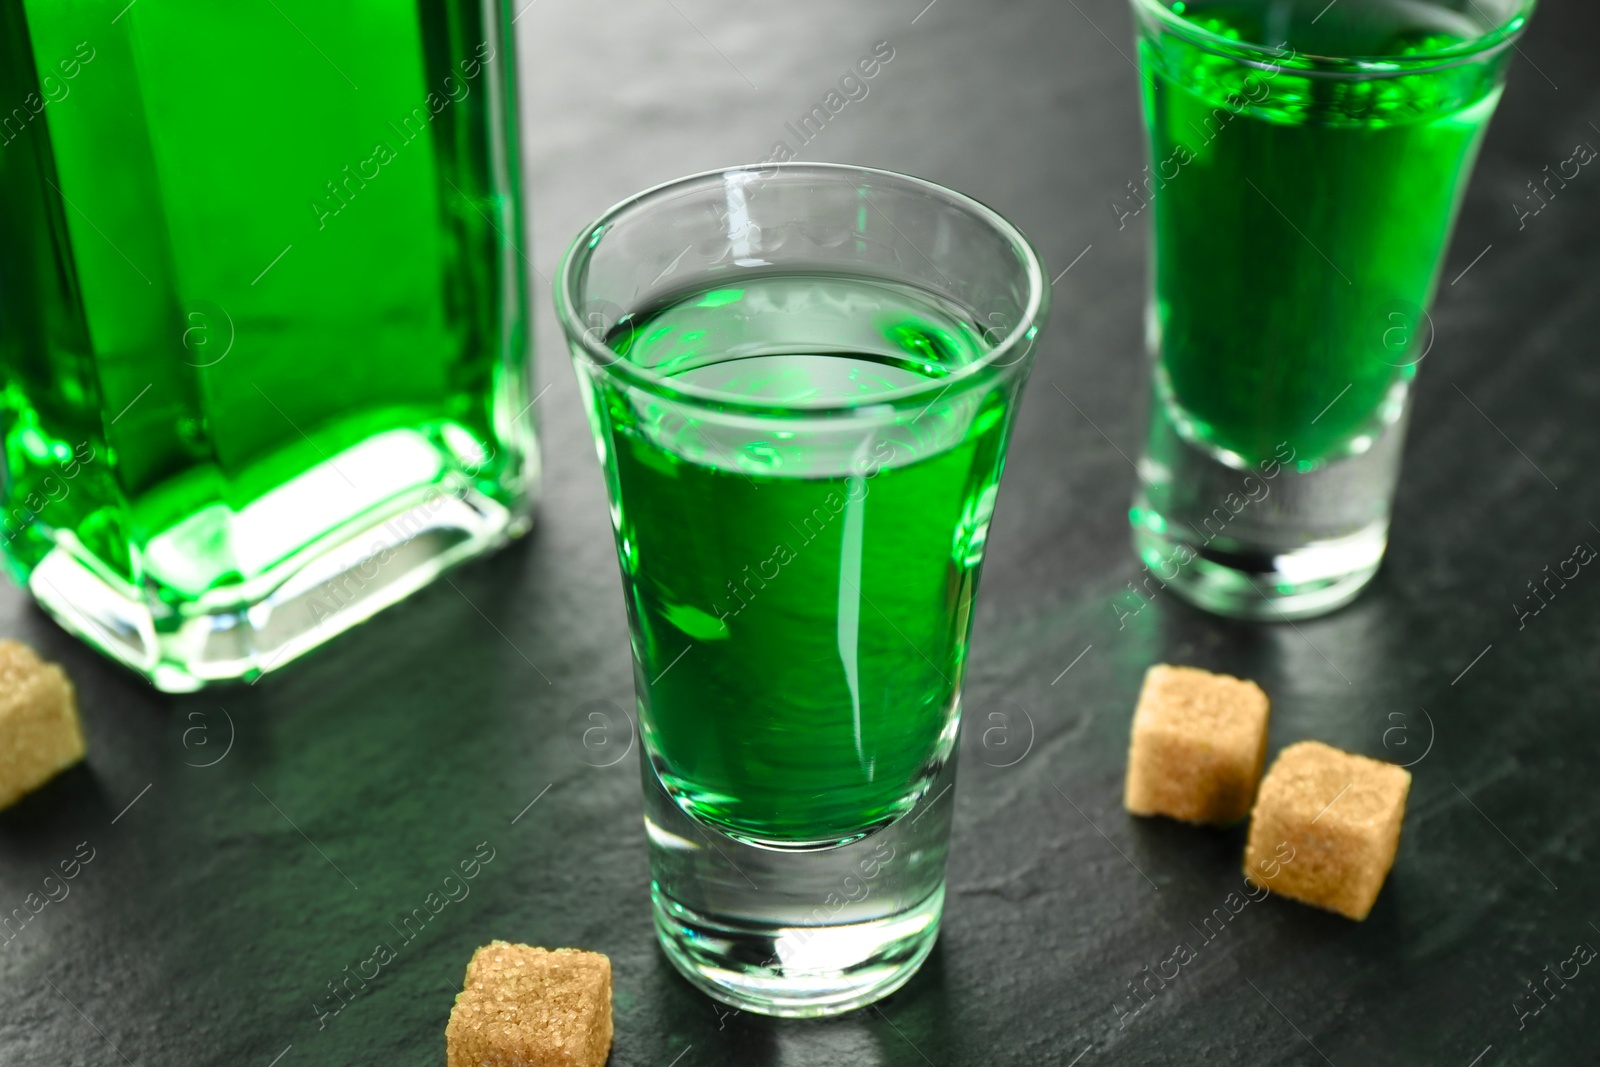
[2,1,1597,1064]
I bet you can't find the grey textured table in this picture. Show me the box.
[2,1,1598,1064]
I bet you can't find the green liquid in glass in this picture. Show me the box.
[1141,0,1510,464]
[0,2,523,601]
[596,274,1012,846]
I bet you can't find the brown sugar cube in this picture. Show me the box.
[1124,664,1270,825]
[446,941,612,1067]
[1244,741,1411,920]
[0,640,85,810]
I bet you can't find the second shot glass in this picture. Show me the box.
[1127,0,1534,619]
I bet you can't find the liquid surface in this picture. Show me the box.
[1142,0,1512,464]
[0,1,524,598]
[594,275,1015,845]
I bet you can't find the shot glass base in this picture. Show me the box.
[642,741,956,1017]
[1131,379,1404,622]
[1131,512,1384,621]
[652,883,943,1018]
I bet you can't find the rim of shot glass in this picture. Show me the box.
[1128,0,1536,78]
[553,162,1049,418]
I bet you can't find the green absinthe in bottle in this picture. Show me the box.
[591,274,1020,847]
[1139,0,1515,466]
[0,1,534,688]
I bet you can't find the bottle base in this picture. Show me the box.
[28,437,532,692]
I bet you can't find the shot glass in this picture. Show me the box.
[1126,0,1534,619]
[557,163,1047,1016]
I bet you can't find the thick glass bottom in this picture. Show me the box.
[28,429,532,691]
[1130,512,1384,621]
[653,885,943,1018]
[643,740,954,1017]
[1131,382,1404,621]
